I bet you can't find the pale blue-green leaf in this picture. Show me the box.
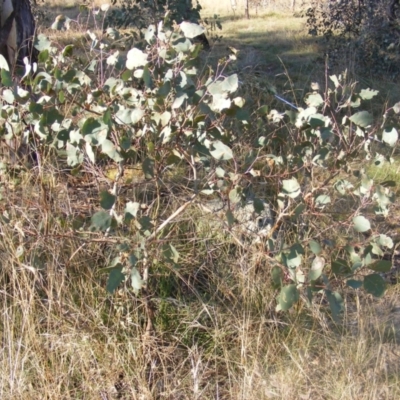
[349,111,373,128]
[85,142,95,164]
[131,109,145,124]
[210,141,233,160]
[211,94,231,111]
[359,88,379,100]
[66,143,83,166]
[282,178,301,198]
[115,108,132,125]
[329,75,340,87]
[378,234,393,249]
[277,284,299,311]
[334,179,353,195]
[91,211,112,231]
[172,37,191,52]
[309,256,325,280]
[0,54,9,70]
[305,93,324,107]
[159,112,172,129]
[208,74,238,95]
[101,139,123,162]
[382,127,398,147]
[144,24,156,44]
[223,74,239,93]
[309,240,322,255]
[2,88,14,103]
[35,34,51,51]
[69,130,83,144]
[315,195,331,207]
[126,48,148,70]
[180,21,205,38]
[229,188,242,204]
[125,201,140,221]
[106,27,120,40]
[161,126,173,144]
[172,93,188,109]
[353,215,371,232]
[130,267,143,293]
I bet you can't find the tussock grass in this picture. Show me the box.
[1,165,400,398]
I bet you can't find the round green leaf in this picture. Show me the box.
[378,234,393,249]
[100,191,116,210]
[309,256,325,281]
[349,111,373,128]
[282,178,301,198]
[346,279,363,289]
[130,267,143,293]
[210,141,233,160]
[0,54,9,70]
[325,290,344,321]
[331,258,351,276]
[229,188,243,204]
[126,48,148,70]
[369,260,391,273]
[309,240,322,255]
[315,195,331,207]
[106,266,125,294]
[253,198,265,214]
[180,22,205,39]
[102,140,123,162]
[125,201,140,222]
[363,274,386,297]
[277,284,299,311]
[91,211,112,231]
[1,69,12,87]
[382,127,398,147]
[305,93,324,107]
[353,215,371,233]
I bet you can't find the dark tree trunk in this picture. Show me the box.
[244,0,250,19]
[0,0,37,71]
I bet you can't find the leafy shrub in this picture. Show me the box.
[305,0,400,76]
[105,0,203,30]
[1,10,399,323]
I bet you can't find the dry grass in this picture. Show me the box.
[1,166,400,399]
[1,3,400,399]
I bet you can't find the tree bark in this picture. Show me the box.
[0,0,37,70]
[244,0,249,19]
